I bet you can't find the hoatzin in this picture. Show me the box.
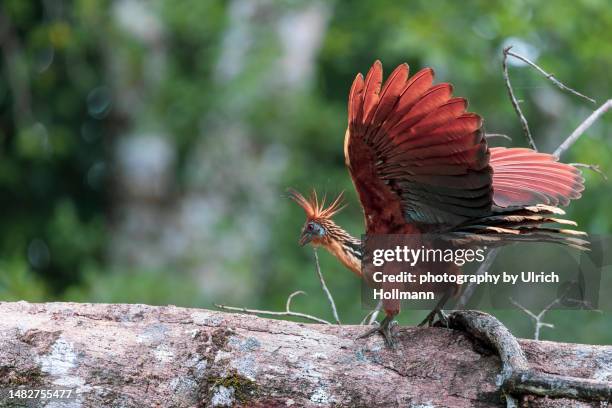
[290,60,586,346]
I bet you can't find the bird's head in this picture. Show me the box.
[288,189,346,247]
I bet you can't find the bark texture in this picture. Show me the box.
[0,301,610,407]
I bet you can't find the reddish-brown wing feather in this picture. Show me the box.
[490,147,584,208]
[345,61,492,231]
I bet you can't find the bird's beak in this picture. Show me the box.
[299,232,312,246]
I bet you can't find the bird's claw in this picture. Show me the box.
[436,310,449,327]
[358,315,398,348]
[418,309,449,328]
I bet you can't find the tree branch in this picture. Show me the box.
[503,46,537,150]
[510,297,558,341]
[359,300,381,326]
[455,247,500,309]
[569,163,608,180]
[504,49,596,105]
[502,46,602,154]
[485,133,513,142]
[215,248,342,326]
[459,52,609,311]
[1,302,610,407]
[216,290,331,325]
[313,248,341,324]
[447,311,612,403]
[553,99,612,159]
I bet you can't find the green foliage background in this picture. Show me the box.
[0,0,610,344]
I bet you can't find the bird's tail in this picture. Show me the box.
[446,204,589,250]
[444,147,589,250]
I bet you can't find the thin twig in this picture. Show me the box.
[503,46,536,150]
[455,247,500,309]
[313,248,341,324]
[360,300,382,325]
[569,163,608,180]
[509,283,601,340]
[460,54,608,310]
[509,297,558,341]
[368,301,382,325]
[359,310,374,325]
[216,249,342,326]
[215,291,331,325]
[505,49,596,104]
[553,99,612,159]
[485,133,513,142]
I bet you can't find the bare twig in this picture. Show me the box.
[569,163,608,180]
[360,300,382,325]
[215,291,332,325]
[359,311,371,326]
[455,247,500,309]
[505,49,596,104]
[368,301,382,325]
[215,250,341,326]
[313,248,341,324]
[509,297,558,341]
[553,99,612,159]
[510,282,601,341]
[460,53,607,310]
[503,46,537,150]
[503,46,602,154]
[485,133,513,142]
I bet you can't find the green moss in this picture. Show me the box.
[205,370,258,404]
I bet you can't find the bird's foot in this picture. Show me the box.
[418,308,449,328]
[357,315,398,348]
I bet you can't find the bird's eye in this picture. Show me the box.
[306,223,314,232]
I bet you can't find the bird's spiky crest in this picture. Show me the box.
[288,188,346,220]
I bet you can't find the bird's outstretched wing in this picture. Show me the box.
[345,61,491,231]
[344,61,584,232]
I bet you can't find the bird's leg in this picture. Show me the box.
[418,290,451,327]
[357,313,398,348]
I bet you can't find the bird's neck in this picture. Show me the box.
[320,221,363,277]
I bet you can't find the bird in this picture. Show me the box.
[289,60,587,346]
